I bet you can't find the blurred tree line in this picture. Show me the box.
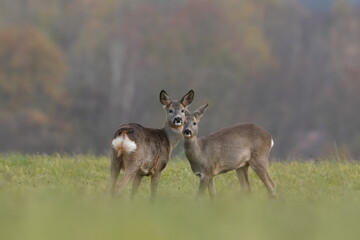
[0,0,359,159]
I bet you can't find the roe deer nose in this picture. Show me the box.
[173,117,182,125]
[183,129,192,136]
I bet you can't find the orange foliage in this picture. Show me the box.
[0,27,66,110]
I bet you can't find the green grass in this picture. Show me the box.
[1,154,360,240]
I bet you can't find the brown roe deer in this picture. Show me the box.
[182,104,276,199]
[111,90,194,199]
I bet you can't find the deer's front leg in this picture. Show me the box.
[208,177,216,200]
[150,173,161,201]
[197,175,210,198]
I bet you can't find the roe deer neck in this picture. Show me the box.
[162,122,183,149]
[184,137,202,163]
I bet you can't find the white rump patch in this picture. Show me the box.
[271,139,274,148]
[112,134,137,154]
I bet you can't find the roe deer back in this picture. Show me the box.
[111,90,194,199]
[182,104,276,199]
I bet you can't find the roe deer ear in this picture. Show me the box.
[193,103,209,120]
[180,90,194,107]
[160,90,172,106]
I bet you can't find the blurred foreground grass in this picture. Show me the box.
[1,154,360,240]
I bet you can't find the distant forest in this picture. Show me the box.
[0,0,359,159]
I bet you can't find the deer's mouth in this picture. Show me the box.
[172,117,183,127]
[183,129,192,138]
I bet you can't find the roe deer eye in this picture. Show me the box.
[193,122,197,125]
[181,109,185,113]
[169,109,173,113]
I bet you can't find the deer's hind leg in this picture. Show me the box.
[131,173,144,199]
[236,163,251,193]
[115,170,137,197]
[110,151,123,195]
[249,157,276,199]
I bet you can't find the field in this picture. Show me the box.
[1,154,360,240]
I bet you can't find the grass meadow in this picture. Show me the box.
[1,154,360,240]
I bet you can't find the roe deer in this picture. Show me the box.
[182,104,276,199]
[111,90,194,199]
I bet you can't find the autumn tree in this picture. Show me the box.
[0,27,72,152]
